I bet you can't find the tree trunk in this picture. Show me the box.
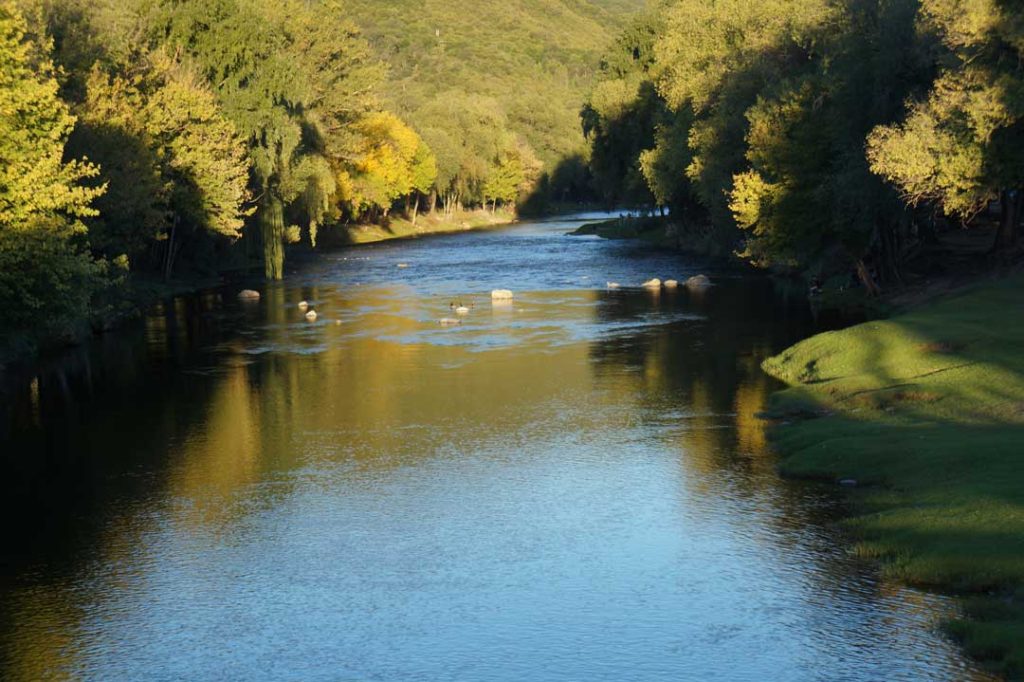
[412,194,420,225]
[428,190,437,215]
[878,224,903,287]
[855,259,882,297]
[163,218,178,280]
[992,189,1021,252]
[261,194,285,281]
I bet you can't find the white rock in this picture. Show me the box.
[238,289,261,300]
[397,263,410,269]
[663,279,679,289]
[606,282,621,289]
[642,278,662,289]
[455,306,470,315]
[438,317,462,326]
[686,275,712,288]
[491,289,514,300]
[305,310,318,321]
[298,300,309,310]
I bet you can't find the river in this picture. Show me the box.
[0,214,994,680]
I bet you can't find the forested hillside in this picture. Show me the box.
[345,0,641,209]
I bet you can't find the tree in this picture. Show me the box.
[407,140,437,223]
[345,111,431,218]
[868,0,1024,250]
[0,0,104,330]
[483,138,541,211]
[417,91,525,214]
[71,56,250,275]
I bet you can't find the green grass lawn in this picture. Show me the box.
[763,273,1024,678]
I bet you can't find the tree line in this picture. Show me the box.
[584,0,1024,293]
[0,0,548,335]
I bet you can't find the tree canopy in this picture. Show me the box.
[582,0,1024,292]
[0,0,104,329]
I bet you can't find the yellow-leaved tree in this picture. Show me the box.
[345,112,436,219]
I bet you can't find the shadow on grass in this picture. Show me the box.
[763,273,1024,678]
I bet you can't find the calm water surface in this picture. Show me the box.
[0,215,994,680]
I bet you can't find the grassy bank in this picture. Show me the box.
[331,207,516,245]
[762,273,1024,678]
[571,215,673,243]
[571,215,736,260]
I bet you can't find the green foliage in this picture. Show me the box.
[581,11,665,208]
[345,111,435,216]
[70,56,251,267]
[585,0,945,284]
[484,140,541,208]
[343,0,641,204]
[416,90,534,210]
[149,0,392,277]
[868,0,1024,226]
[0,0,103,331]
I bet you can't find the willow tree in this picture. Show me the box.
[150,0,304,278]
[868,0,1024,251]
[0,0,104,329]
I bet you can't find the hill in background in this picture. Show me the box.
[345,0,644,203]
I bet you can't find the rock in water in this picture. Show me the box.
[438,318,462,326]
[663,279,679,289]
[298,300,309,310]
[606,282,621,289]
[305,310,318,322]
[686,275,712,288]
[238,289,261,301]
[491,289,514,301]
[642,278,662,289]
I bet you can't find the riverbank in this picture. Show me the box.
[0,209,519,373]
[570,215,737,260]
[0,274,226,374]
[329,207,516,245]
[762,272,1024,679]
